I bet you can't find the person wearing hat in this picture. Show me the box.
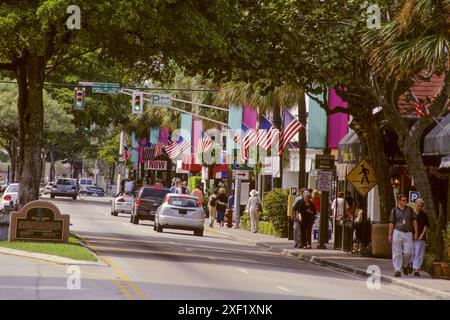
[411,198,430,277]
[216,188,228,227]
[293,190,317,248]
[246,189,262,233]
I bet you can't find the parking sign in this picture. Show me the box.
[409,191,420,203]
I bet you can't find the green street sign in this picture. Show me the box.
[92,82,120,94]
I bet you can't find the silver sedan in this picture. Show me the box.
[154,194,205,236]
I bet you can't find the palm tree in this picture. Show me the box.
[363,0,450,229]
[217,80,298,188]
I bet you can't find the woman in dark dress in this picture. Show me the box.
[216,188,228,228]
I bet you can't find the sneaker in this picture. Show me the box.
[414,271,420,277]
[402,266,409,276]
[394,271,401,277]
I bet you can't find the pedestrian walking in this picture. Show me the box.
[216,188,228,228]
[191,185,204,204]
[246,189,262,233]
[294,190,317,249]
[388,194,418,277]
[180,181,190,194]
[411,198,430,277]
[226,194,235,228]
[331,192,349,225]
[312,190,321,213]
[208,191,218,228]
[293,194,302,248]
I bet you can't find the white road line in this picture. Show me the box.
[140,230,146,233]
[237,268,249,274]
[277,286,292,293]
[208,257,217,261]
[185,248,193,252]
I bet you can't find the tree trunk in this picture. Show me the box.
[298,90,307,188]
[16,53,45,207]
[272,100,282,188]
[354,114,395,223]
[49,149,55,182]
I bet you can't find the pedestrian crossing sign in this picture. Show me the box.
[346,160,377,197]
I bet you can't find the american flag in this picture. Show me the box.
[122,146,132,161]
[415,101,431,118]
[154,142,163,158]
[257,116,279,150]
[241,124,257,161]
[279,108,303,155]
[197,132,214,154]
[164,137,190,160]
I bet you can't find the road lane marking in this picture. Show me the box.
[277,286,292,293]
[185,248,193,252]
[208,257,217,261]
[237,268,249,274]
[73,232,148,300]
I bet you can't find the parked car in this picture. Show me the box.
[0,183,19,209]
[154,194,205,236]
[78,178,94,194]
[130,186,171,224]
[43,181,54,195]
[111,192,133,216]
[50,178,78,199]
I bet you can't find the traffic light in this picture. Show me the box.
[73,87,85,111]
[132,91,144,114]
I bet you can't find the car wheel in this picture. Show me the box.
[111,210,118,216]
[132,215,139,225]
[72,195,77,200]
[50,194,55,199]
[153,222,157,231]
[194,229,204,237]
[156,222,163,233]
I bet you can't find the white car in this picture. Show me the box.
[1,183,19,209]
[111,192,133,216]
[154,193,205,236]
[78,178,94,194]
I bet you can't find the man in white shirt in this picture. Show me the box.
[124,179,134,193]
[331,192,349,223]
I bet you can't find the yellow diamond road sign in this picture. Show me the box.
[346,160,377,197]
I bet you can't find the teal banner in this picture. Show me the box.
[307,93,327,149]
[180,113,193,153]
[226,104,243,161]
[131,131,139,163]
[149,127,160,144]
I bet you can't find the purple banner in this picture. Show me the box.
[243,104,257,128]
[160,128,170,145]
[327,88,349,149]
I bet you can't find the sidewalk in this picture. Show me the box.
[204,223,450,300]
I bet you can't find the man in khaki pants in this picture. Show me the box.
[388,194,418,277]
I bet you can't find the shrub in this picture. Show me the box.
[262,188,288,238]
[239,213,275,236]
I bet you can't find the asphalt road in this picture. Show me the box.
[3,198,432,300]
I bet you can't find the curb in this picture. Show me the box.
[207,227,450,300]
[39,196,113,206]
[0,247,100,266]
[281,249,450,300]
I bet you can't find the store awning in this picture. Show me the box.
[337,130,362,164]
[423,113,450,156]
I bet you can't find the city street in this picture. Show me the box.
[1,198,426,300]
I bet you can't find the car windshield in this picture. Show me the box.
[168,197,200,207]
[6,184,19,193]
[140,188,170,199]
[87,180,93,185]
[57,179,75,186]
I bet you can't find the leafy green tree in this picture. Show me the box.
[0,0,236,205]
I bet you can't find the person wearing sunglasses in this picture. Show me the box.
[388,194,418,277]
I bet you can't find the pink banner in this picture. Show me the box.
[160,128,170,145]
[192,117,202,155]
[243,104,257,128]
[327,88,349,149]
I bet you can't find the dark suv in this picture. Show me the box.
[130,187,171,224]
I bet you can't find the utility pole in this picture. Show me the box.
[298,90,307,188]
